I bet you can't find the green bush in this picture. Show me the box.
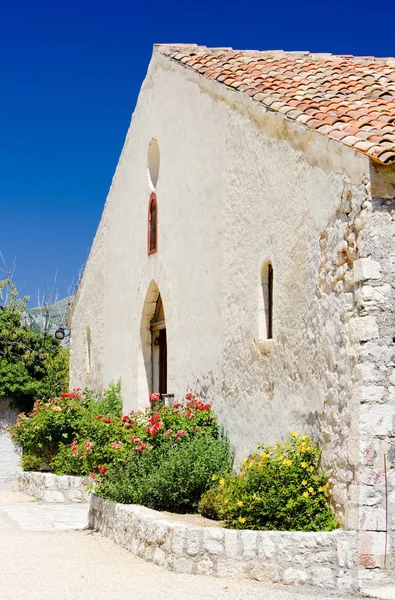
[97,431,233,513]
[197,486,222,520]
[0,279,69,413]
[199,433,338,532]
[21,453,47,472]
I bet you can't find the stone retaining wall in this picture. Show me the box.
[88,495,358,591]
[19,471,90,503]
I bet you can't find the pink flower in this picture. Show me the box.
[89,473,96,479]
[149,393,161,403]
[85,441,94,452]
[51,405,62,412]
[111,441,122,450]
[175,430,187,439]
[97,465,107,473]
[70,441,78,453]
[163,429,173,438]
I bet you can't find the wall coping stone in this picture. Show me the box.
[88,494,358,591]
[19,471,90,504]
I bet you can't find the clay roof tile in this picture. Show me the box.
[158,45,395,164]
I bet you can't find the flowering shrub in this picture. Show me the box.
[9,381,123,467]
[52,392,225,480]
[198,433,338,532]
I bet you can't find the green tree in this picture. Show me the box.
[0,279,69,411]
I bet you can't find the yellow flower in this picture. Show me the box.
[224,497,229,504]
[313,475,318,482]
[260,451,268,459]
[237,500,244,507]
[211,474,218,481]
[278,455,284,461]
[301,462,308,468]
[283,459,292,466]
[302,480,307,486]
[238,516,246,524]
[308,487,314,493]
[291,431,298,437]
[302,491,309,498]
[301,435,309,441]
[309,466,314,472]
[219,478,225,487]
[318,486,325,492]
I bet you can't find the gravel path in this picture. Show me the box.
[0,481,359,600]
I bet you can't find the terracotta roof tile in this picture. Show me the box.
[158,45,395,164]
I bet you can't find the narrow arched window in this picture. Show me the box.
[258,262,274,344]
[148,193,158,255]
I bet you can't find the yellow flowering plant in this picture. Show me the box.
[198,433,338,532]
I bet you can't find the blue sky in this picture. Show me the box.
[1,0,394,306]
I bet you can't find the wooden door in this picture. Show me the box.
[159,328,167,394]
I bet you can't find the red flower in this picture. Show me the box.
[103,419,112,424]
[122,415,129,423]
[97,465,107,473]
[149,393,161,403]
[135,443,148,452]
[89,473,96,479]
[97,415,103,420]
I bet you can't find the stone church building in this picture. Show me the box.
[69,45,395,578]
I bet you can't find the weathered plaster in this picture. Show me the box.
[69,48,395,577]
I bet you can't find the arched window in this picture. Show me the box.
[258,262,274,348]
[148,193,158,255]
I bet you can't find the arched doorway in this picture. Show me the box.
[150,294,167,394]
[137,281,168,407]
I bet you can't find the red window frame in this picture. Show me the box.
[148,192,158,255]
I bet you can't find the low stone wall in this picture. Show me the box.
[89,495,358,591]
[19,471,90,503]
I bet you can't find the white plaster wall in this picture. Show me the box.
[69,220,106,393]
[0,400,21,485]
[69,50,375,527]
